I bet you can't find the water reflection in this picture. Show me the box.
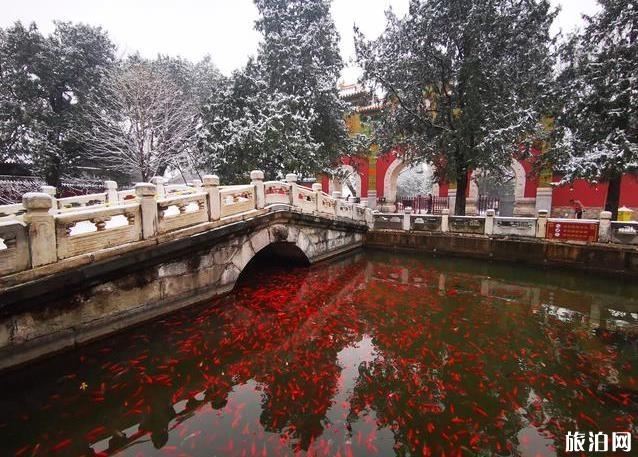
[1,251,637,456]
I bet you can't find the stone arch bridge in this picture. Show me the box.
[0,172,370,370]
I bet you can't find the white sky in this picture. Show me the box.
[1,0,600,82]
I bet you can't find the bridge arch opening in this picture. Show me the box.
[236,242,310,286]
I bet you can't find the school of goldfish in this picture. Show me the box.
[0,251,636,457]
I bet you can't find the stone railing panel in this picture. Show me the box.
[117,189,137,202]
[220,185,256,218]
[336,200,354,219]
[493,217,537,237]
[264,181,291,206]
[57,192,108,212]
[354,205,367,222]
[411,215,442,232]
[610,221,638,245]
[0,220,29,275]
[55,204,142,259]
[157,192,209,234]
[317,192,337,216]
[0,203,27,221]
[449,216,486,234]
[546,218,599,243]
[294,186,317,214]
[373,213,403,230]
[165,184,196,196]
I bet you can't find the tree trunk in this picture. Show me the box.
[605,173,622,221]
[44,156,62,189]
[455,171,468,216]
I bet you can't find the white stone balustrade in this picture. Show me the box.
[317,191,337,216]
[536,210,548,238]
[0,220,29,275]
[294,185,317,214]
[203,175,221,221]
[12,169,635,281]
[164,183,195,196]
[23,193,56,267]
[150,176,166,199]
[251,170,265,209]
[57,192,108,212]
[0,203,27,221]
[598,211,612,243]
[0,171,372,279]
[157,192,209,234]
[219,185,256,218]
[403,207,412,231]
[336,199,354,219]
[55,203,142,259]
[264,181,291,206]
[286,173,298,206]
[136,183,158,240]
[371,207,611,243]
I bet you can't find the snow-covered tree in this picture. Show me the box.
[79,61,198,182]
[355,0,557,214]
[200,0,350,183]
[0,21,115,186]
[553,0,637,219]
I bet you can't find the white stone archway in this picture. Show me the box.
[383,157,408,203]
[467,159,530,215]
[329,164,362,199]
[470,159,527,200]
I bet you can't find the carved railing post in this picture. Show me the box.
[403,207,412,231]
[598,211,612,243]
[441,208,450,232]
[251,170,265,209]
[286,173,298,207]
[23,192,56,266]
[104,180,118,206]
[536,210,548,238]
[203,175,220,221]
[190,179,203,191]
[39,185,57,211]
[312,183,322,212]
[135,183,158,239]
[150,176,166,199]
[485,209,495,235]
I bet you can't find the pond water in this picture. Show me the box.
[1,250,637,457]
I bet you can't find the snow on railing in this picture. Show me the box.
[293,185,317,214]
[317,191,337,216]
[157,192,208,234]
[264,181,291,206]
[610,221,638,245]
[55,203,142,260]
[371,207,625,245]
[0,170,370,278]
[56,192,108,212]
[0,203,27,221]
[219,185,256,218]
[0,220,29,275]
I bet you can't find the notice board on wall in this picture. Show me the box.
[546,221,599,242]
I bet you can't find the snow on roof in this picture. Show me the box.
[339,83,368,99]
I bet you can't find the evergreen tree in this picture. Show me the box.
[553,0,637,219]
[355,0,557,214]
[200,0,350,183]
[0,22,115,186]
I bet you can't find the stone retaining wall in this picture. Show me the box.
[365,230,638,277]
